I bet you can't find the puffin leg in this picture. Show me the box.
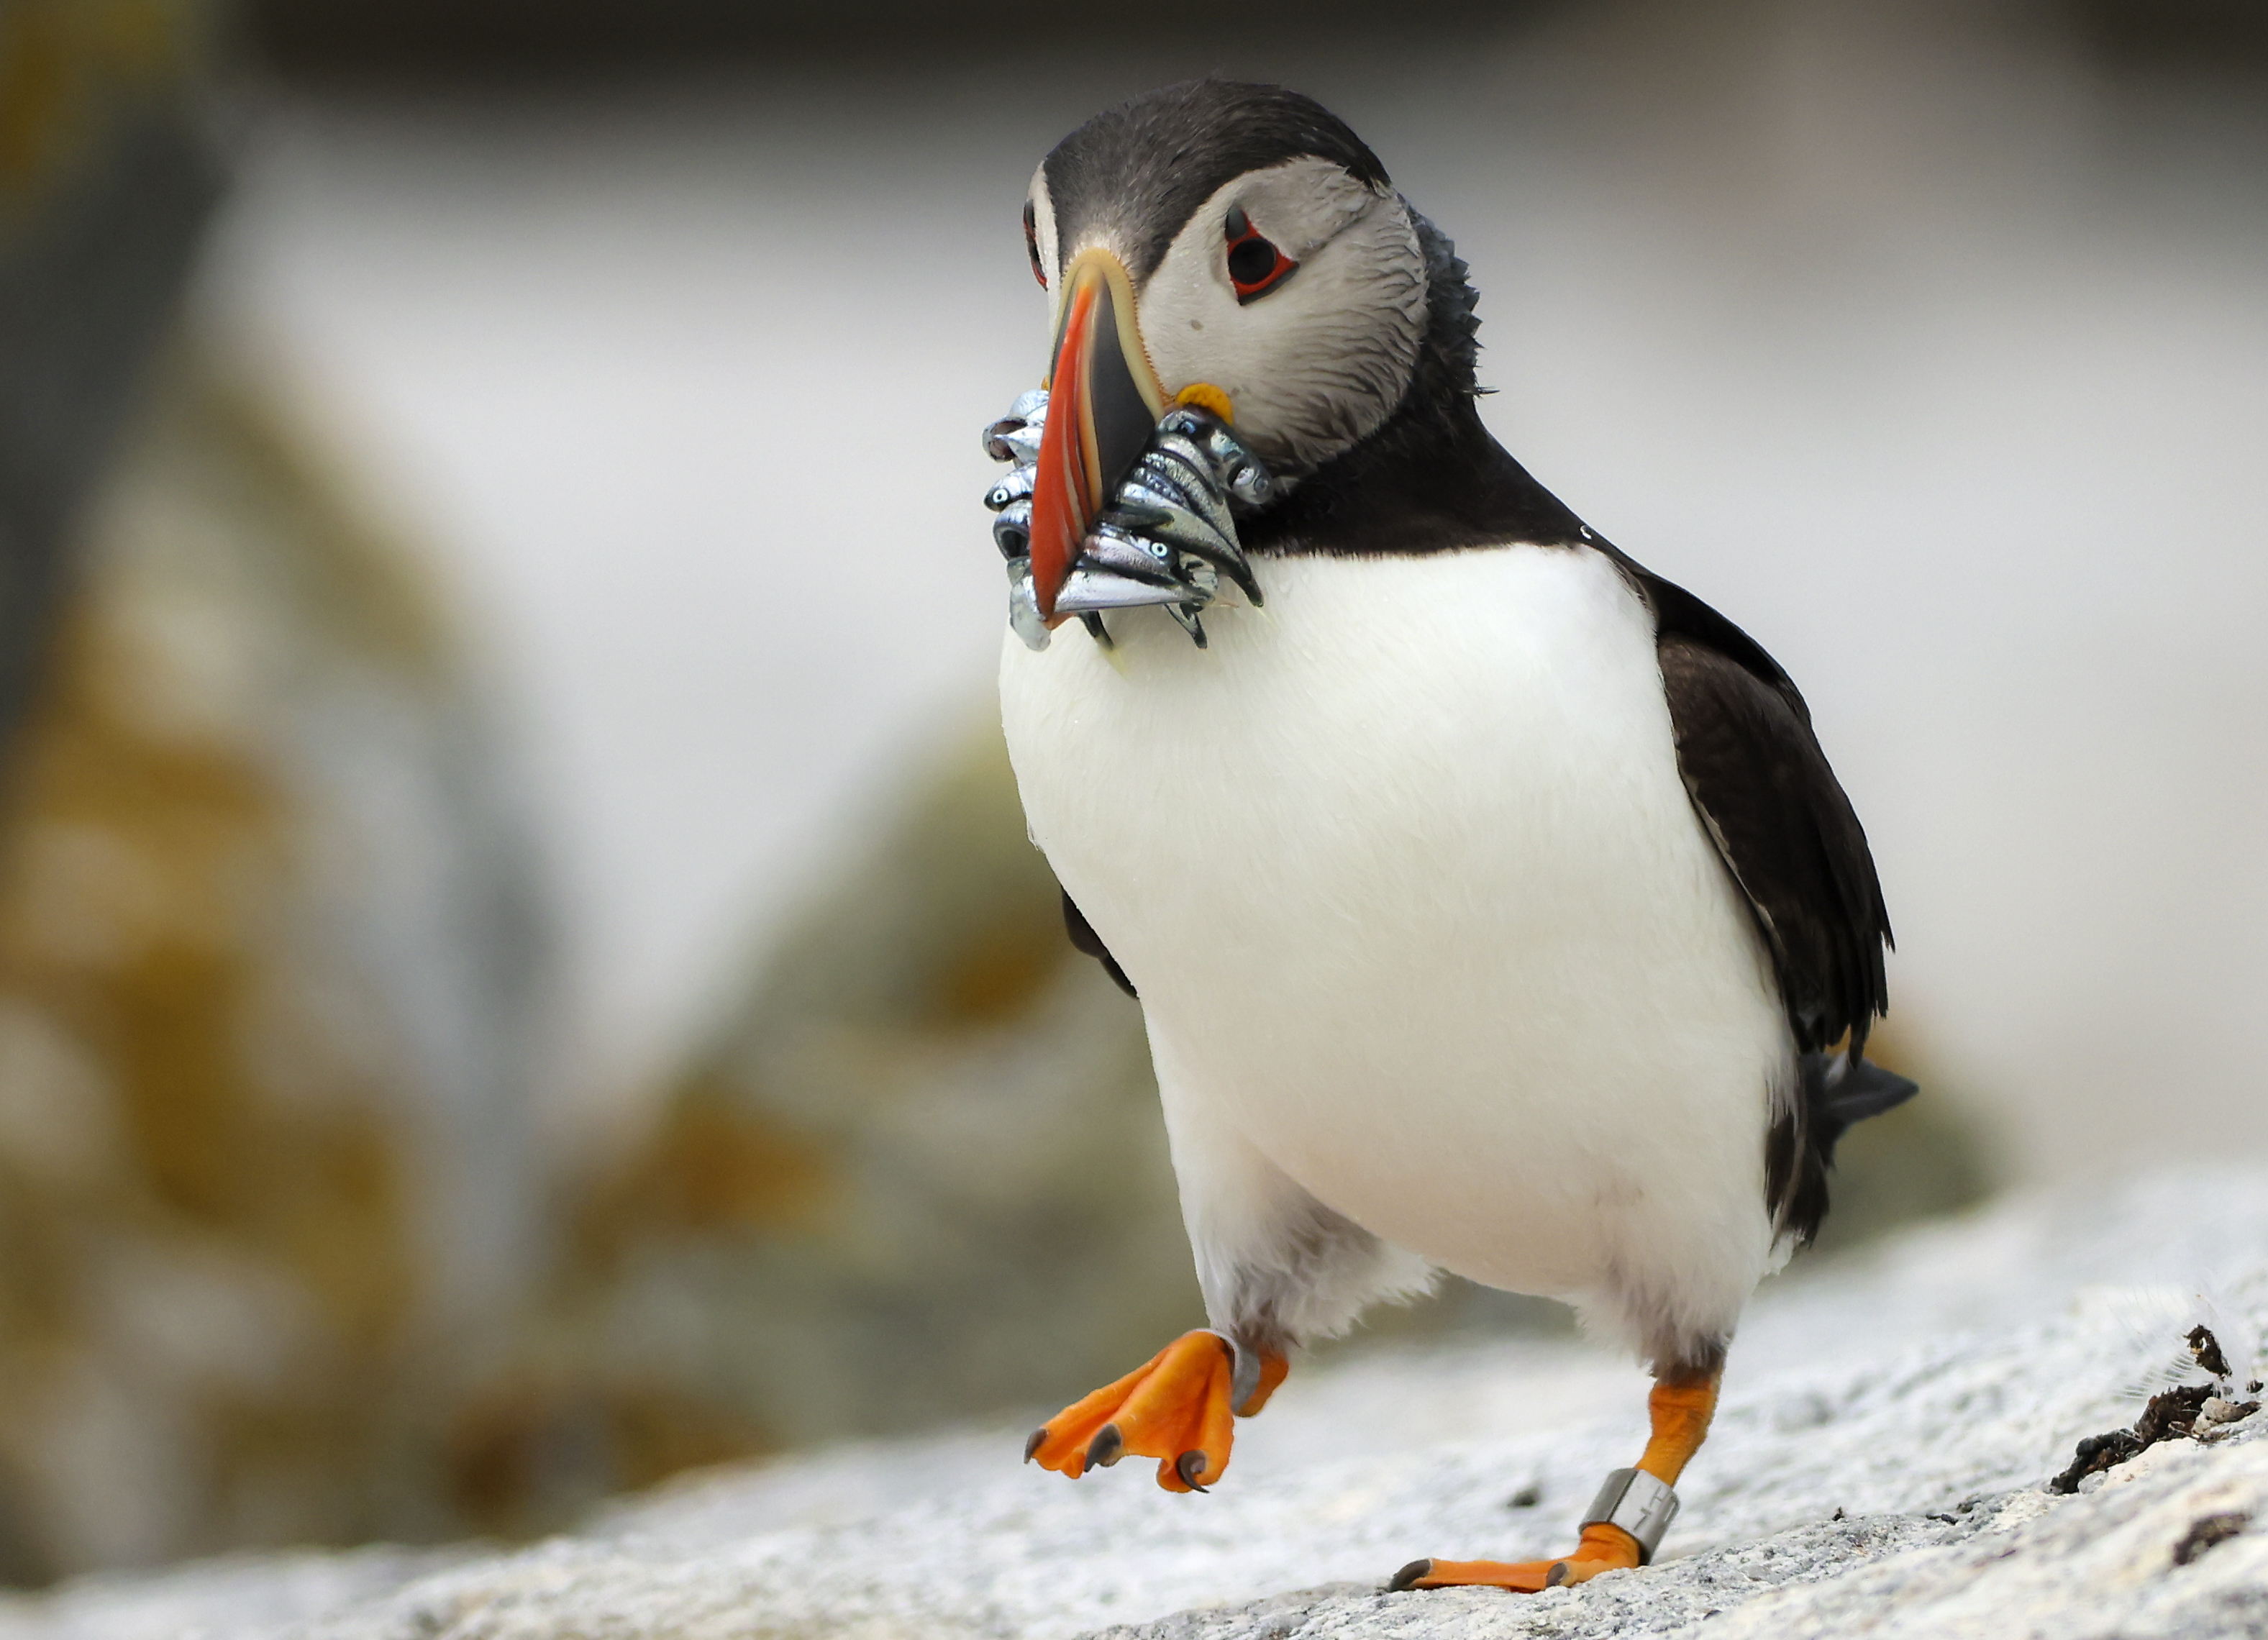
[1390,1358,1722,1593]
[1024,1330,1290,1493]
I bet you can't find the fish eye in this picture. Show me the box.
[1224,204,1297,303]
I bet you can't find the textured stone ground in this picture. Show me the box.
[5,1165,2267,1639]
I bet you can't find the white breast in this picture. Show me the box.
[998,547,1791,1351]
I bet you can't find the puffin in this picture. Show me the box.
[990,79,1913,1593]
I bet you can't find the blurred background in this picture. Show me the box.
[0,0,2256,1587]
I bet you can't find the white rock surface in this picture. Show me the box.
[6,1165,2268,1639]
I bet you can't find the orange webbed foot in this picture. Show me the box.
[1024,1331,1285,1493]
[1389,1525,1643,1593]
[1393,1363,1717,1594]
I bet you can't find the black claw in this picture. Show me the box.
[1085,1423,1124,1470]
[1175,1450,1211,1492]
[1024,1428,1047,1463]
[1388,1559,1434,1593]
[1545,1561,1571,1588]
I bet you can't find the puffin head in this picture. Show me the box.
[1021,81,1439,620]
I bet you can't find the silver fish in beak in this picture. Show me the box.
[983,391,1273,652]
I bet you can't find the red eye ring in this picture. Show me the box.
[1024,200,1047,288]
[1224,204,1297,304]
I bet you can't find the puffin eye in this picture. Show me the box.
[1024,200,1047,288]
[1223,204,1297,304]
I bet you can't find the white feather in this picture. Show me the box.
[1000,546,1795,1361]
[2078,1281,2266,1404]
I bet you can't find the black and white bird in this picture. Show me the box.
[991,81,1913,1592]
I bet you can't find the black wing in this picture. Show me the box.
[1616,555,1911,1246]
[1641,570,1889,1054]
[1062,889,1138,998]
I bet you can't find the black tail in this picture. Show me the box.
[1771,1051,1920,1248]
[1808,1052,1919,1157]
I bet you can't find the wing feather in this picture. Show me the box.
[1616,556,1903,1245]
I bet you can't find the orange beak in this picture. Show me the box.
[1029,249,1167,621]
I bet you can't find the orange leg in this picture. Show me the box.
[1392,1360,1722,1593]
[1025,1331,1290,1493]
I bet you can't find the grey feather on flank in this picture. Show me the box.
[1206,1196,1436,1360]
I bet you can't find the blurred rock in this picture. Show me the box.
[0,0,222,752]
[0,356,548,1580]
[514,725,1199,1514]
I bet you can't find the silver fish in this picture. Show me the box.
[982,389,1049,465]
[1005,557,1052,651]
[979,386,1273,652]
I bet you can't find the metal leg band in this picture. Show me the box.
[1580,1467,1679,1564]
